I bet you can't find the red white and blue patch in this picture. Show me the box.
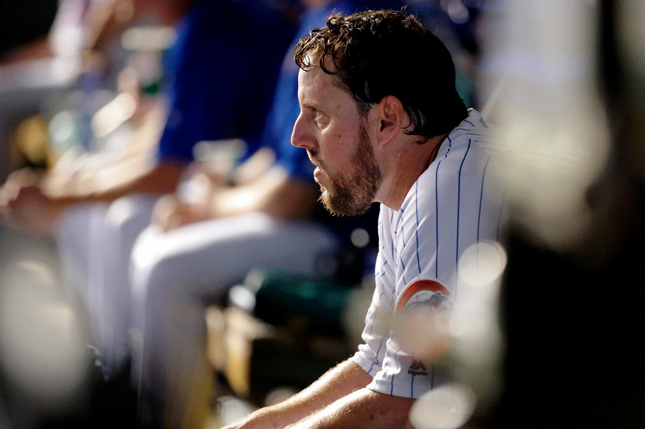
[395,279,451,313]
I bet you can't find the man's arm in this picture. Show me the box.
[223,361,374,429]
[207,165,319,220]
[286,387,414,429]
[0,159,185,235]
[43,159,185,203]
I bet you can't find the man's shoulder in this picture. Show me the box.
[447,109,493,145]
[430,110,500,175]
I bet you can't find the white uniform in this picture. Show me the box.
[350,109,506,398]
[56,194,159,377]
[129,212,338,428]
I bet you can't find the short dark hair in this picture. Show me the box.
[294,9,467,139]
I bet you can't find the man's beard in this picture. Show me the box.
[311,123,383,216]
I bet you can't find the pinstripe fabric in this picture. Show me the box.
[350,109,506,398]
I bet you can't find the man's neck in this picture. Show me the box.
[377,132,448,210]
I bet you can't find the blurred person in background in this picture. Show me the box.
[0,0,294,396]
[222,9,506,429]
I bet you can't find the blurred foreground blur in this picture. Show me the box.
[477,0,645,428]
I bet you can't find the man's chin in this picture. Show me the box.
[319,190,371,217]
[318,190,343,216]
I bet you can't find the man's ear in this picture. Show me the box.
[376,95,405,144]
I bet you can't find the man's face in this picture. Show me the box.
[291,64,382,216]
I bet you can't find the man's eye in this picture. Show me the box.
[313,109,326,125]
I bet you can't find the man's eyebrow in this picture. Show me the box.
[301,102,321,111]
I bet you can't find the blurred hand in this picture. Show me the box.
[153,169,219,232]
[0,176,64,236]
[1,168,43,192]
[152,194,211,233]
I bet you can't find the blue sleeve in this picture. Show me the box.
[264,57,316,183]
[157,0,293,164]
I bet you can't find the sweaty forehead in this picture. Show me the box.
[297,66,344,105]
[297,67,321,100]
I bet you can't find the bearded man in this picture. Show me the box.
[224,9,506,429]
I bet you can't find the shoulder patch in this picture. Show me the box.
[395,279,450,313]
[408,359,429,376]
[394,279,452,359]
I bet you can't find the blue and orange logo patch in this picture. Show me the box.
[395,279,450,313]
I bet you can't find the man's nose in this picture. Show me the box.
[291,113,316,150]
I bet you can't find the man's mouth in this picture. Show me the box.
[307,150,322,167]
[307,150,326,172]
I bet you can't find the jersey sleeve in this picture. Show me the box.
[352,130,506,398]
[156,10,246,163]
[156,0,292,163]
[349,230,392,378]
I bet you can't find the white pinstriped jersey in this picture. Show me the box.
[349,109,506,398]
